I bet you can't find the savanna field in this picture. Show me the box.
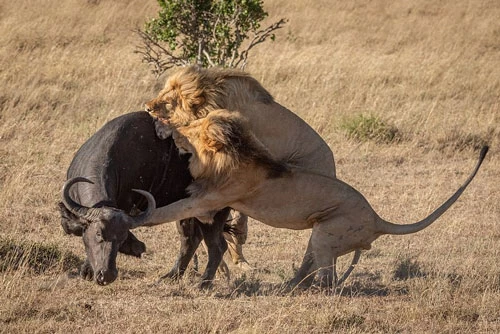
[1,0,499,332]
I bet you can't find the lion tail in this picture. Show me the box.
[376,146,488,236]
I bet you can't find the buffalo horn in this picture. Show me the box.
[129,189,156,229]
[61,177,100,220]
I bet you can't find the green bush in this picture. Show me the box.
[136,0,287,75]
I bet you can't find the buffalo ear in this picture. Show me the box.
[58,202,86,236]
[119,231,146,258]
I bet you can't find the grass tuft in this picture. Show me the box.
[328,312,366,330]
[436,129,490,152]
[392,256,427,281]
[0,238,81,274]
[340,114,401,144]
[230,273,264,297]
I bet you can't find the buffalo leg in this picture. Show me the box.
[162,218,203,280]
[198,208,231,289]
[119,231,146,258]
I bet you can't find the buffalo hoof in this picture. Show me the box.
[198,279,214,290]
[152,270,183,286]
[161,269,183,281]
[285,275,315,291]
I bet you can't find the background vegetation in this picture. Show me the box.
[136,0,286,74]
[1,0,499,332]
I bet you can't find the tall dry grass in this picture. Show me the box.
[0,0,499,332]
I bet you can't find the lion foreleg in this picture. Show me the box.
[153,118,173,139]
[144,196,227,227]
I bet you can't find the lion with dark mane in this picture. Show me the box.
[145,66,336,178]
[139,109,487,288]
[145,65,339,284]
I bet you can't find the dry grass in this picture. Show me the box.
[1,0,499,332]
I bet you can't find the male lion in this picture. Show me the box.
[137,110,488,288]
[144,65,336,177]
[145,65,339,283]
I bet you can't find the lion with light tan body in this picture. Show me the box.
[140,110,488,287]
[145,66,336,178]
[145,65,339,283]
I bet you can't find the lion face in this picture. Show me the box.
[145,67,208,127]
[145,66,274,138]
[144,88,184,125]
[144,96,170,122]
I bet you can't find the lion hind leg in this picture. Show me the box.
[287,235,316,288]
[310,224,336,289]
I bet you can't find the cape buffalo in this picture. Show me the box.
[58,111,230,287]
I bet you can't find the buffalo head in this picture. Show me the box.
[59,177,155,285]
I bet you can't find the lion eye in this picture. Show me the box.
[95,231,104,243]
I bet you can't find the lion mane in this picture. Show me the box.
[175,110,288,196]
[145,66,274,127]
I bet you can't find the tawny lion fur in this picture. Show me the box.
[172,110,288,194]
[145,66,339,284]
[144,110,487,287]
[146,67,273,128]
[145,66,336,178]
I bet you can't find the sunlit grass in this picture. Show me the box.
[1,0,499,332]
[340,114,401,143]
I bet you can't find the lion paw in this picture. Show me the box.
[154,119,173,139]
[236,261,255,272]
